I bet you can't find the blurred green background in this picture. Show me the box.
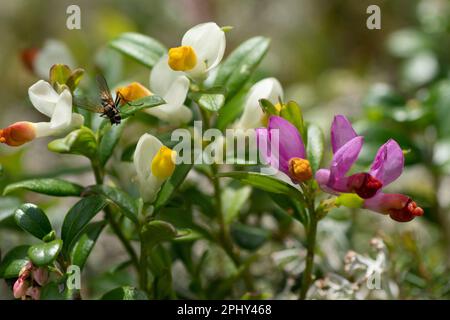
[1,0,449,299]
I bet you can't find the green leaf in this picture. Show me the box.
[3,178,83,197]
[109,32,166,68]
[14,203,52,240]
[306,124,324,173]
[28,239,63,267]
[216,86,250,130]
[280,101,305,138]
[231,223,270,251]
[98,120,126,166]
[218,171,301,197]
[61,195,107,253]
[70,221,105,270]
[189,88,226,112]
[214,36,270,99]
[141,220,177,249]
[49,64,71,86]
[83,185,138,224]
[259,98,278,115]
[154,164,193,212]
[222,186,252,224]
[0,245,30,279]
[101,286,148,300]
[119,95,166,118]
[48,127,97,159]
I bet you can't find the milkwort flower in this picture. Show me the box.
[256,116,312,183]
[167,22,226,81]
[0,80,83,146]
[235,78,284,130]
[316,115,423,222]
[115,55,192,126]
[134,133,177,203]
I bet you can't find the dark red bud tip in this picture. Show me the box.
[21,48,39,73]
[389,200,424,222]
[348,173,382,199]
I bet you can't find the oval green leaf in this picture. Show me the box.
[14,203,52,240]
[217,171,302,198]
[28,239,63,267]
[48,127,97,160]
[61,195,107,253]
[119,95,166,119]
[214,36,270,100]
[70,221,105,270]
[83,185,138,224]
[0,245,30,279]
[4,178,83,197]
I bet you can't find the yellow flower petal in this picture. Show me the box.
[115,82,152,105]
[168,46,197,71]
[151,146,176,179]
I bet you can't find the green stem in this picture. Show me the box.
[139,234,149,293]
[299,186,318,300]
[90,161,139,272]
[211,163,254,291]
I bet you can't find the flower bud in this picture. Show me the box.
[288,158,312,183]
[0,122,36,146]
[26,286,41,300]
[13,277,29,299]
[32,267,49,286]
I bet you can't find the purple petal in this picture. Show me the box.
[369,139,404,186]
[315,168,340,195]
[329,136,363,183]
[331,115,358,153]
[268,116,305,174]
[363,192,423,222]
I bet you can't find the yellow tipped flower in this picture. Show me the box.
[116,82,152,105]
[151,146,176,179]
[134,133,178,203]
[288,158,312,183]
[168,46,197,71]
[1,80,83,147]
[168,22,226,80]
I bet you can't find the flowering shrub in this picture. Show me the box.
[0,21,433,301]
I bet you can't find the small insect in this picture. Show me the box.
[74,74,128,125]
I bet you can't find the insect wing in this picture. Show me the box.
[96,74,115,105]
[73,91,104,113]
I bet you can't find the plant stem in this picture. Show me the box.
[90,161,139,272]
[139,234,149,293]
[299,188,318,300]
[211,163,254,291]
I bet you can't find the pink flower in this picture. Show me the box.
[256,116,312,183]
[316,115,423,222]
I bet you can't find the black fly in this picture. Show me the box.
[74,74,127,125]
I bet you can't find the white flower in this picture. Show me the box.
[235,78,283,129]
[1,80,83,146]
[34,40,75,79]
[168,22,226,81]
[148,55,192,125]
[133,133,177,203]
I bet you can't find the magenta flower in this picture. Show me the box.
[256,116,312,183]
[316,115,423,222]
[316,115,382,198]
